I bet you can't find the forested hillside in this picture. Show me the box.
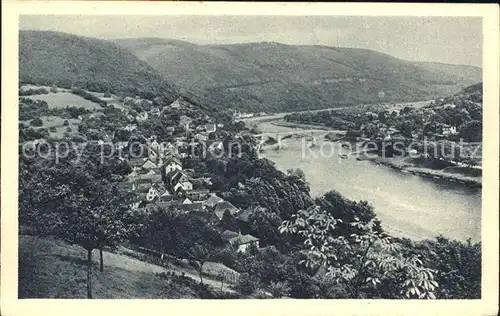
[117,38,481,112]
[19,31,179,102]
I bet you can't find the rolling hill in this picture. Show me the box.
[19,31,179,102]
[116,38,482,112]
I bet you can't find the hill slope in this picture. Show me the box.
[19,235,237,299]
[117,38,482,112]
[19,31,179,102]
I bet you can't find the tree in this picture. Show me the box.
[459,120,482,142]
[412,237,481,299]
[19,159,140,298]
[397,120,414,138]
[136,211,224,284]
[30,117,43,127]
[362,123,378,138]
[286,168,306,181]
[234,272,262,295]
[220,211,239,232]
[279,206,439,299]
[314,191,380,236]
[63,120,69,126]
[247,207,282,246]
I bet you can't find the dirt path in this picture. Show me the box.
[101,249,236,293]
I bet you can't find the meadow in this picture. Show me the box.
[25,92,104,110]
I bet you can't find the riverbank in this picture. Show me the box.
[357,154,482,188]
[268,119,482,188]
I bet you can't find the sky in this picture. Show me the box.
[19,15,482,67]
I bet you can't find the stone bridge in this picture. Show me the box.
[251,129,336,152]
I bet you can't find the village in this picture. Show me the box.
[19,87,263,255]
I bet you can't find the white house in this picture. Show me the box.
[194,133,209,141]
[442,125,458,136]
[203,123,216,133]
[203,194,224,208]
[174,181,193,193]
[163,157,183,173]
[141,158,158,170]
[150,106,160,116]
[124,124,137,131]
[228,233,260,253]
[136,111,149,122]
[146,187,160,202]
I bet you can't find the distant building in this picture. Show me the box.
[169,99,182,109]
[178,202,205,213]
[202,123,217,133]
[202,194,224,208]
[228,232,260,253]
[124,124,137,131]
[213,201,240,220]
[442,125,458,136]
[78,112,106,120]
[163,156,183,173]
[194,133,209,141]
[141,158,158,170]
[136,111,148,122]
[174,181,193,193]
[150,106,160,116]
[129,157,158,172]
[146,186,161,202]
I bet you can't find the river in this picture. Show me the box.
[255,120,481,243]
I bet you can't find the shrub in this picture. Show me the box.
[50,86,58,93]
[63,120,69,126]
[49,126,57,132]
[103,92,111,98]
[30,118,43,127]
[268,281,291,298]
[38,88,49,94]
[233,272,262,295]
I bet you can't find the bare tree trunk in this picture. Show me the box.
[99,248,104,272]
[87,249,93,299]
[199,262,204,285]
[29,235,43,261]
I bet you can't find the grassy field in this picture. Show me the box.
[25,92,104,110]
[19,235,238,299]
[20,116,81,139]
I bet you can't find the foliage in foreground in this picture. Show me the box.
[280,206,439,299]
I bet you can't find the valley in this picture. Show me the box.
[17,29,483,300]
